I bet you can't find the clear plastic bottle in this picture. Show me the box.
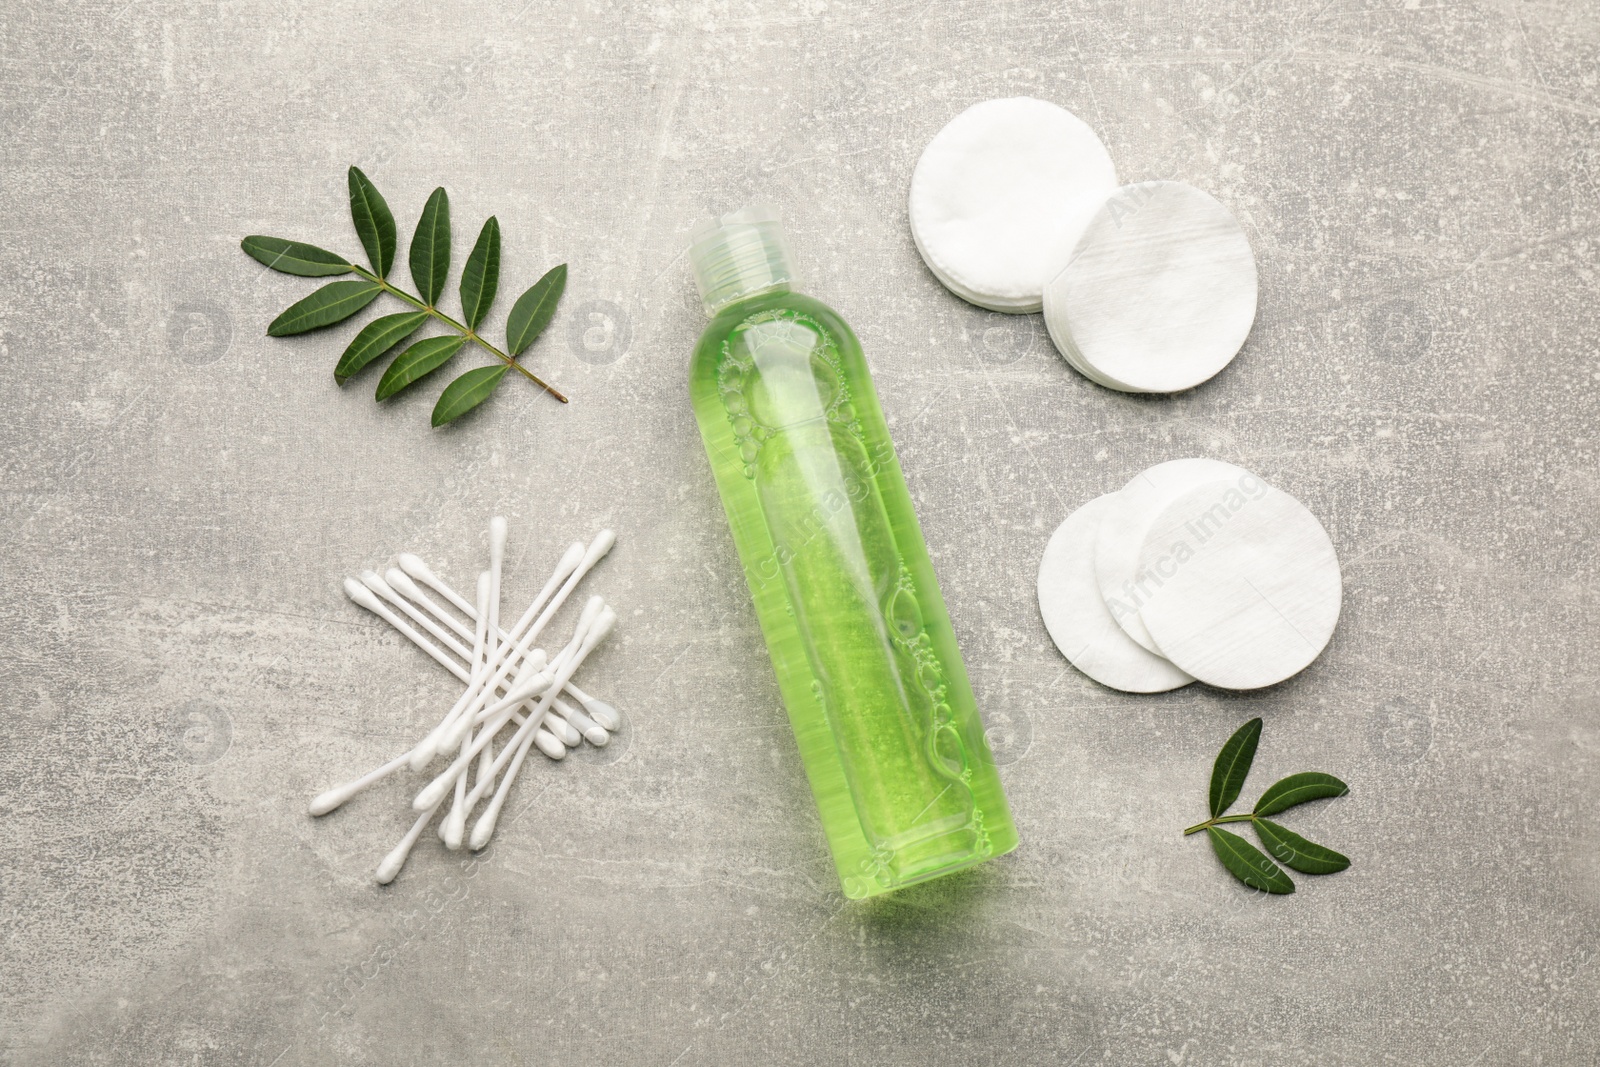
[687,207,1019,899]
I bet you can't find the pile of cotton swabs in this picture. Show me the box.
[309,519,620,884]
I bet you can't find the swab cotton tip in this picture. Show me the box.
[582,698,620,732]
[384,568,433,612]
[552,696,608,747]
[581,529,616,568]
[557,541,585,573]
[344,577,383,612]
[588,608,618,643]
[309,784,356,816]
[576,595,605,635]
[442,804,468,850]
[490,516,508,554]
[375,804,437,885]
[534,728,566,761]
[396,553,434,583]
[414,775,453,812]
[544,714,581,748]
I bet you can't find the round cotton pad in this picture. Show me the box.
[1038,494,1193,694]
[1044,181,1257,392]
[909,97,1118,314]
[1136,481,1342,689]
[1095,458,1254,655]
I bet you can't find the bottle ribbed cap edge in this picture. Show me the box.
[688,205,794,315]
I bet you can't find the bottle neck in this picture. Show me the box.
[714,280,792,315]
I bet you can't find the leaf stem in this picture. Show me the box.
[1183,813,1257,836]
[349,265,568,404]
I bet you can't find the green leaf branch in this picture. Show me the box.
[241,166,569,426]
[1184,716,1352,895]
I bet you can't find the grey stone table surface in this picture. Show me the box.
[3,1,1597,1064]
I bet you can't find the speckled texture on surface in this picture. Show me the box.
[2,2,1598,1064]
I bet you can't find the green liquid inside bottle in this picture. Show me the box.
[687,207,1019,899]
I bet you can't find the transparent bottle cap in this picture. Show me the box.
[688,205,794,315]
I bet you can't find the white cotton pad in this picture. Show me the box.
[1094,458,1255,655]
[1044,180,1257,393]
[1038,494,1194,694]
[1136,480,1342,689]
[909,97,1118,314]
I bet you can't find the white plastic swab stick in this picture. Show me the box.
[482,518,508,796]
[308,750,412,816]
[443,573,492,850]
[460,608,617,813]
[466,609,618,847]
[435,533,616,755]
[552,695,608,747]
[376,799,441,885]
[362,571,473,664]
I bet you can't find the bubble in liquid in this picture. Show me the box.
[887,587,924,641]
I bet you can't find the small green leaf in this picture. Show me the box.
[1253,772,1350,817]
[240,236,351,277]
[1206,826,1294,894]
[375,335,467,400]
[335,312,429,384]
[432,365,509,426]
[1253,818,1350,875]
[459,217,501,330]
[505,263,567,356]
[348,167,397,278]
[409,187,451,307]
[1209,717,1262,818]
[267,280,382,336]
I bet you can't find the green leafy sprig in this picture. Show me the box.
[1183,716,1351,894]
[241,166,568,426]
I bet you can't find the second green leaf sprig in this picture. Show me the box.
[1184,716,1352,895]
[242,166,568,426]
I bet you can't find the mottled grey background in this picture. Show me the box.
[2,0,1597,1063]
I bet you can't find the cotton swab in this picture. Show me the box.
[441,573,492,850]
[480,518,508,792]
[434,533,616,756]
[467,609,618,847]
[308,750,412,816]
[376,799,441,884]
[318,523,631,884]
